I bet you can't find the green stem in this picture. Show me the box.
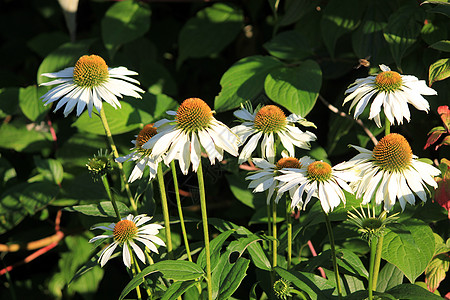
[272,197,277,268]
[286,199,292,270]
[156,163,173,258]
[129,246,142,300]
[368,235,378,300]
[372,212,387,291]
[99,107,137,213]
[171,161,193,262]
[324,213,342,299]
[197,162,212,300]
[385,119,391,136]
[101,175,121,221]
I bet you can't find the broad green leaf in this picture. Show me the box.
[337,249,368,279]
[0,183,28,234]
[34,157,64,185]
[27,32,69,58]
[197,230,234,271]
[101,0,151,59]
[278,0,316,27]
[386,283,443,299]
[321,0,366,57]
[73,93,178,135]
[225,172,264,209]
[424,234,450,293]
[429,40,450,52]
[421,22,448,46]
[161,280,198,300]
[20,181,59,215]
[0,88,19,117]
[119,260,204,300]
[0,122,52,153]
[19,86,50,122]
[429,58,450,86]
[382,219,435,283]
[376,262,404,292]
[69,249,103,285]
[214,55,284,112]
[274,267,335,299]
[234,227,271,270]
[211,253,250,300]
[56,133,108,168]
[263,30,313,60]
[264,60,321,117]
[37,39,94,85]
[427,2,450,17]
[383,4,423,68]
[64,201,131,218]
[177,3,243,68]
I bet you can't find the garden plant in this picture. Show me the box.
[0,0,449,299]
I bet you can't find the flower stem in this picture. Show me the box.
[286,199,292,270]
[101,175,121,221]
[368,235,378,300]
[170,161,193,262]
[272,197,277,268]
[156,163,173,258]
[98,107,137,213]
[324,213,342,299]
[129,247,142,300]
[385,119,391,136]
[372,211,387,291]
[197,162,212,300]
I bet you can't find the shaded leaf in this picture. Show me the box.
[19,85,50,122]
[64,201,131,218]
[263,30,313,60]
[376,262,404,292]
[386,283,443,299]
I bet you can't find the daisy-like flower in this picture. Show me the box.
[231,104,316,164]
[276,160,359,213]
[143,97,239,175]
[116,124,162,183]
[343,64,437,127]
[246,155,314,204]
[89,214,165,268]
[40,54,144,117]
[343,133,441,211]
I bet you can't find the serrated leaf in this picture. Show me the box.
[177,3,243,68]
[321,0,365,57]
[119,261,204,300]
[101,0,151,59]
[214,55,283,112]
[19,86,50,122]
[429,58,450,86]
[37,39,94,85]
[382,219,435,283]
[263,30,313,60]
[383,4,423,68]
[64,201,131,218]
[265,60,321,117]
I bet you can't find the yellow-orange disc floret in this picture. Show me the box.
[372,133,412,172]
[176,98,213,132]
[253,105,287,133]
[113,220,138,244]
[73,55,109,87]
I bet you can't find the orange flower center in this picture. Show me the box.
[176,98,213,132]
[276,157,302,170]
[253,105,287,133]
[113,220,138,244]
[307,161,332,182]
[374,71,402,92]
[136,124,157,156]
[372,133,412,172]
[73,55,109,88]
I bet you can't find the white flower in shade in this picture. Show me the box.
[116,124,162,183]
[246,155,314,204]
[276,160,359,213]
[143,98,239,175]
[342,133,441,211]
[40,54,144,117]
[89,214,165,268]
[343,64,437,127]
[231,104,316,164]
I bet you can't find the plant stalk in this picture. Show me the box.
[286,198,292,270]
[156,163,173,258]
[368,235,378,300]
[272,197,277,268]
[324,213,342,299]
[101,175,121,221]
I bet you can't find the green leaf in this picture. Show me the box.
[274,267,335,299]
[429,58,450,86]
[214,55,284,112]
[225,172,263,209]
[0,88,19,117]
[263,30,313,60]
[383,4,423,69]
[278,0,316,27]
[0,183,28,234]
[177,3,243,68]
[161,280,198,300]
[429,40,450,52]
[20,181,59,215]
[73,93,178,135]
[382,219,435,283]
[34,157,64,185]
[64,201,131,218]
[386,283,443,299]
[19,86,50,122]
[321,0,365,57]
[37,39,94,85]
[337,249,368,279]
[0,122,52,152]
[119,260,204,300]
[197,230,234,271]
[101,0,151,59]
[264,60,321,117]
[376,262,404,292]
[27,32,70,58]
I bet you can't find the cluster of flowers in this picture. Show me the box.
[41,55,441,268]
